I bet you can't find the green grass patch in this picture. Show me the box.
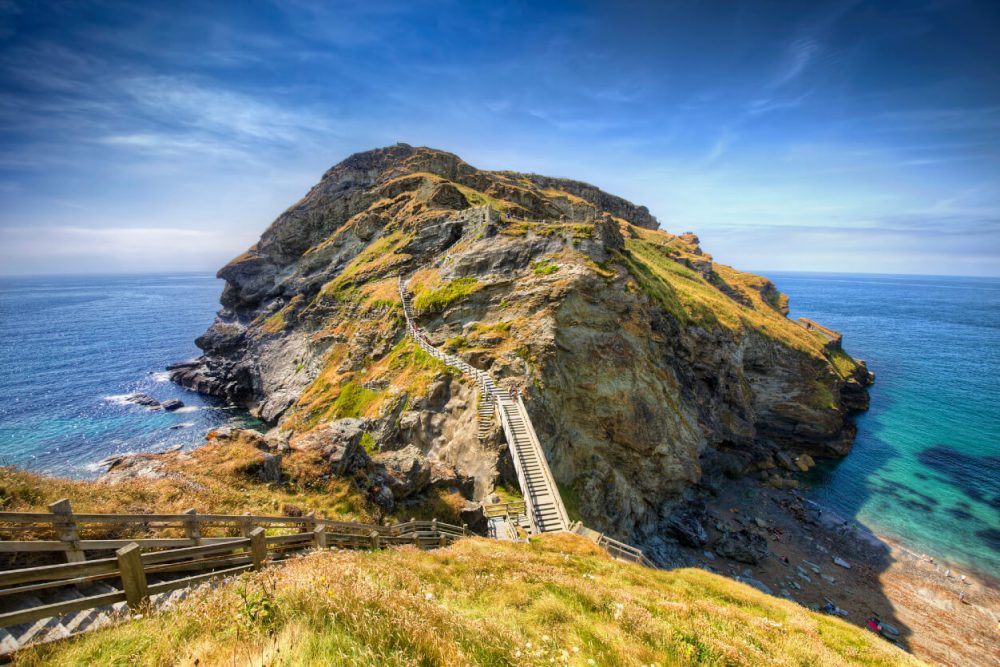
[828,347,858,378]
[330,381,380,419]
[556,480,584,523]
[532,259,560,276]
[359,432,379,456]
[413,277,478,314]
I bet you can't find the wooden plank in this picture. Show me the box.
[0,589,127,628]
[116,543,148,610]
[0,570,121,598]
[183,509,201,546]
[264,533,313,546]
[0,541,69,553]
[146,564,252,596]
[0,512,62,522]
[141,538,250,565]
[146,554,251,576]
[48,499,85,564]
[313,525,327,550]
[249,528,266,570]
[0,556,118,587]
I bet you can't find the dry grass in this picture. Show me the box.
[18,534,923,666]
[0,434,373,527]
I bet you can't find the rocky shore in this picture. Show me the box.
[661,474,1000,666]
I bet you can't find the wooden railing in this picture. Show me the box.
[0,500,468,558]
[0,501,470,649]
[482,501,526,519]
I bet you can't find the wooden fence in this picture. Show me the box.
[0,499,470,635]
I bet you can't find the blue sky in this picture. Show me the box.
[1,0,998,276]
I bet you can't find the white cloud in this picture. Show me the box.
[0,225,242,274]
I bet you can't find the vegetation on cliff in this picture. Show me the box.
[17,533,918,667]
[165,144,873,547]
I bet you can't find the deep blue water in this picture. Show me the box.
[1,272,997,578]
[0,274,261,477]
[769,272,1000,580]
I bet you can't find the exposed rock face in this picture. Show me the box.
[373,445,432,500]
[291,419,370,476]
[172,144,871,545]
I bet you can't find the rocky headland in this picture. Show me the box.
[168,143,874,557]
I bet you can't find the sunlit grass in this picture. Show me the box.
[18,534,923,666]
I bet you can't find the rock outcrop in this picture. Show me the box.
[171,144,872,546]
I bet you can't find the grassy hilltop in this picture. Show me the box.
[18,534,919,667]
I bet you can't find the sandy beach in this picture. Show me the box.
[684,478,1000,666]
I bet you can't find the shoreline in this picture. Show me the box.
[686,476,1000,667]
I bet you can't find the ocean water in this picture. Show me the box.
[1,272,997,579]
[0,274,262,477]
[769,272,1000,580]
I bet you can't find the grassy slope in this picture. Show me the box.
[18,534,921,667]
[0,437,368,522]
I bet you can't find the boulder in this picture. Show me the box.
[207,427,268,450]
[373,445,431,499]
[775,450,797,471]
[259,453,282,483]
[794,453,815,472]
[429,460,475,498]
[161,399,184,411]
[128,393,160,408]
[293,419,370,475]
[664,509,708,547]
[715,529,769,564]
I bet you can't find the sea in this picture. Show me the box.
[0,273,263,478]
[0,272,997,579]
[770,272,1000,581]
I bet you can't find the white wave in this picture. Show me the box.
[173,406,199,413]
[151,371,171,382]
[103,394,134,405]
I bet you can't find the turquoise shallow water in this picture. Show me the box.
[1,271,997,579]
[0,274,262,477]
[769,272,1000,580]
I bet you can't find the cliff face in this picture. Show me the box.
[171,144,871,543]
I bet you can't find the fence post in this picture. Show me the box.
[462,523,468,536]
[239,512,253,538]
[183,508,201,546]
[304,512,316,535]
[313,524,327,550]
[48,498,86,564]
[439,533,447,548]
[116,543,148,611]
[431,518,437,535]
[370,530,380,550]
[249,527,266,570]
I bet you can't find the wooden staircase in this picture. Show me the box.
[0,504,468,657]
[399,275,570,534]
[477,392,496,442]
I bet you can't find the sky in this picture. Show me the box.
[1,0,998,277]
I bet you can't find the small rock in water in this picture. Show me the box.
[128,393,160,408]
[703,550,716,561]
[833,557,852,569]
[821,574,837,585]
[161,399,184,411]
